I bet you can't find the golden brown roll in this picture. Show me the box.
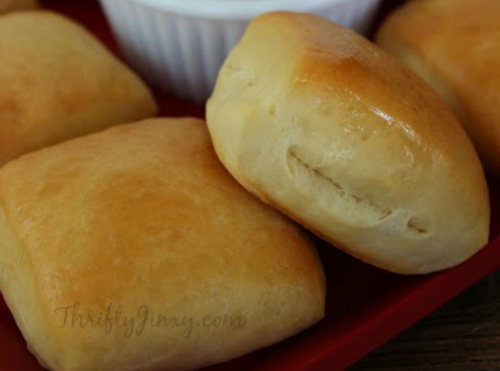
[377,0,500,175]
[0,11,156,166]
[0,118,326,371]
[207,12,490,275]
[0,0,37,13]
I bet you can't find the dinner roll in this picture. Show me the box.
[0,118,325,371]
[0,11,156,166]
[0,0,37,13]
[207,12,490,275]
[377,0,500,175]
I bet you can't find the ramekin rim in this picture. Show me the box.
[118,0,355,19]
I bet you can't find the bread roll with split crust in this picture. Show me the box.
[0,118,326,371]
[207,11,490,275]
[377,0,500,175]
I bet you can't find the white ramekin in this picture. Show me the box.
[99,0,383,102]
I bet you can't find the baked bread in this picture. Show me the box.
[0,0,37,13]
[377,0,500,175]
[0,11,156,166]
[207,12,490,275]
[0,118,326,371]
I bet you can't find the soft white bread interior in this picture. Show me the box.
[0,0,37,13]
[0,11,157,166]
[0,118,325,371]
[377,0,500,175]
[207,11,490,275]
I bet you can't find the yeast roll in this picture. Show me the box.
[0,0,37,14]
[0,118,325,371]
[207,12,490,274]
[377,0,500,175]
[0,11,156,166]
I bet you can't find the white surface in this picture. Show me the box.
[99,0,383,102]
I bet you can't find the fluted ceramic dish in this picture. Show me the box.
[99,0,383,102]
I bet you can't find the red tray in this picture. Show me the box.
[1,1,499,370]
